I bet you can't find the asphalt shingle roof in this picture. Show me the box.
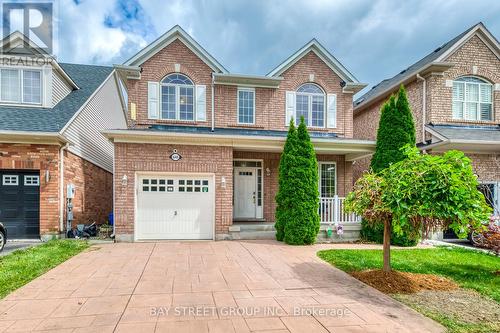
[0,63,113,132]
[354,23,479,109]
[428,124,500,142]
[147,124,340,139]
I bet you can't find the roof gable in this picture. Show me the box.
[123,25,228,73]
[354,22,500,111]
[267,39,360,83]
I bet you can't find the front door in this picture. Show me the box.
[234,167,258,218]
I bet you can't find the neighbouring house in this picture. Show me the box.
[353,22,500,239]
[0,32,127,240]
[105,25,375,242]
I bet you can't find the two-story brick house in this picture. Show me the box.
[353,22,500,228]
[105,25,375,241]
[0,32,127,240]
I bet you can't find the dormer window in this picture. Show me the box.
[0,68,41,105]
[160,73,194,120]
[452,76,492,121]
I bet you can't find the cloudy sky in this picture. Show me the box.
[54,0,499,94]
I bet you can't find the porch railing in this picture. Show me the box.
[319,196,361,225]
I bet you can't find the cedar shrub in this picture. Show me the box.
[282,117,320,245]
[275,120,299,241]
[363,85,419,246]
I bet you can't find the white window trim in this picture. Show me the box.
[318,162,337,197]
[159,76,195,121]
[0,67,43,106]
[296,85,326,128]
[237,87,255,125]
[2,175,19,186]
[24,175,40,186]
[452,77,493,121]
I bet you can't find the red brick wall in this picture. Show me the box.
[114,143,233,240]
[215,52,354,137]
[233,151,352,222]
[0,143,60,234]
[63,150,113,227]
[127,39,355,137]
[126,39,213,128]
[428,35,500,126]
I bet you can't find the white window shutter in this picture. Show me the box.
[327,94,337,128]
[196,85,206,121]
[285,91,295,125]
[42,66,52,107]
[147,82,159,119]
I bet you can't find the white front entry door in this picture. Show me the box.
[234,167,257,218]
[136,174,214,240]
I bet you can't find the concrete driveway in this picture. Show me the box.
[0,241,443,332]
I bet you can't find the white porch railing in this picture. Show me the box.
[319,196,361,224]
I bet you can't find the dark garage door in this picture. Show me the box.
[0,170,40,239]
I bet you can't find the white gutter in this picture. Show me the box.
[211,73,215,132]
[59,142,69,234]
[416,74,427,146]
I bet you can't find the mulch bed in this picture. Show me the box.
[350,269,459,294]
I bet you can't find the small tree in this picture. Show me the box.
[364,85,419,246]
[275,120,299,241]
[345,147,491,272]
[281,117,320,245]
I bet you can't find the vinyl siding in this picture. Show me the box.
[62,73,127,172]
[52,70,73,106]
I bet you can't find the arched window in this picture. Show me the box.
[160,73,194,120]
[295,83,325,127]
[453,76,492,121]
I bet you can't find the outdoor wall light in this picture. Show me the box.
[266,167,271,176]
[221,176,226,188]
[45,170,50,183]
[121,174,128,186]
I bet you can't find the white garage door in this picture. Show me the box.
[136,174,214,240]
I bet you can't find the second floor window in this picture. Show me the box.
[237,88,255,124]
[160,73,194,121]
[452,76,492,121]
[296,83,325,127]
[0,68,41,105]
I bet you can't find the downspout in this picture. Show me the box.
[416,74,426,148]
[59,143,69,235]
[211,73,215,132]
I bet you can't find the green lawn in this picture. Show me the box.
[0,240,89,299]
[318,247,500,302]
[318,247,500,333]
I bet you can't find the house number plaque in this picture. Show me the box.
[170,149,182,161]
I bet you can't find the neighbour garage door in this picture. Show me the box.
[0,170,40,239]
[136,174,214,240]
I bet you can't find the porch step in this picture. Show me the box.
[235,223,276,232]
[238,231,277,240]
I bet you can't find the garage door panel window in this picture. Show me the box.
[143,178,209,193]
[24,176,40,186]
[3,175,18,186]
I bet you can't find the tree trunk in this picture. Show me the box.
[383,219,391,272]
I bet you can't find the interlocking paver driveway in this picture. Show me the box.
[0,241,444,332]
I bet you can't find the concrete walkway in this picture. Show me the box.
[0,241,443,332]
